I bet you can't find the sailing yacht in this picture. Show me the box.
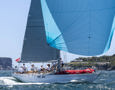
[13,0,115,83]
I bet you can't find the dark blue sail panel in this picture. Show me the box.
[41,0,115,56]
[21,0,60,62]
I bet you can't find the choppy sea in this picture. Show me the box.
[0,70,115,90]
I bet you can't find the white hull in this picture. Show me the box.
[12,72,100,83]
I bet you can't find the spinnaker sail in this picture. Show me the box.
[41,0,115,56]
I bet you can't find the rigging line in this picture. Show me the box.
[50,44,67,48]
[52,42,66,45]
[51,7,115,14]
[55,46,67,48]
[53,35,92,46]
[47,12,84,45]
[48,34,62,45]
[53,46,67,49]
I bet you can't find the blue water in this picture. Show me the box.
[0,70,115,90]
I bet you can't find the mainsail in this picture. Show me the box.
[21,0,59,62]
[41,0,115,56]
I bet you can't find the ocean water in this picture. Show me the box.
[0,70,115,90]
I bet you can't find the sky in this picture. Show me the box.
[0,0,31,65]
[0,0,115,66]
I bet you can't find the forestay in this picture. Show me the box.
[41,0,115,56]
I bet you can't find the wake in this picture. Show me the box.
[0,77,49,85]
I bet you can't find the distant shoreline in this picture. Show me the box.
[68,54,115,70]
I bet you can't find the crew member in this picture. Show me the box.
[31,64,37,72]
[18,66,24,74]
[22,64,27,73]
[46,64,51,72]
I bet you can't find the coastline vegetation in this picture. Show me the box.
[68,54,115,70]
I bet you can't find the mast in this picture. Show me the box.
[57,57,61,72]
[57,51,62,72]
